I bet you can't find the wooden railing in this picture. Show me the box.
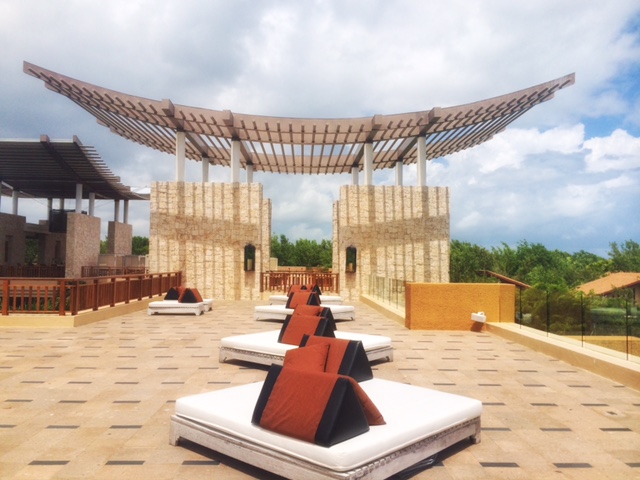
[261,271,339,293]
[1,272,182,316]
[81,266,148,277]
[0,265,66,278]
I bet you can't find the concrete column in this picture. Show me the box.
[231,140,241,183]
[246,163,254,183]
[176,131,186,182]
[123,200,129,224]
[363,142,373,186]
[47,198,53,221]
[88,193,95,216]
[395,160,403,186]
[351,166,359,185]
[12,190,19,215]
[75,183,83,213]
[416,136,427,187]
[202,157,210,182]
[114,200,120,222]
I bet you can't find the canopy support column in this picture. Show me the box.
[395,160,403,186]
[364,142,373,185]
[12,190,19,215]
[123,200,129,224]
[202,157,210,182]
[231,140,241,183]
[75,183,83,213]
[176,131,186,182]
[247,164,254,183]
[351,166,359,185]
[114,200,120,222]
[89,192,95,216]
[416,136,427,186]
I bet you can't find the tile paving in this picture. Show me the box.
[1,299,639,479]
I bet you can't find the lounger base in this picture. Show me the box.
[147,299,213,316]
[170,413,480,480]
[219,344,393,366]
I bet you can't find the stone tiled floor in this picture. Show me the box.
[1,299,639,479]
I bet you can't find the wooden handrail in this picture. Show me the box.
[0,272,182,316]
[260,271,339,293]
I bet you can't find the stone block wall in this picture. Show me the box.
[107,221,133,255]
[0,213,26,265]
[40,232,66,265]
[149,182,270,300]
[65,213,101,278]
[333,185,450,300]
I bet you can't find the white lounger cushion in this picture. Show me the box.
[148,298,213,315]
[269,294,343,305]
[157,299,214,311]
[255,304,355,322]
[172,378,481,475]
[219,329,393,364]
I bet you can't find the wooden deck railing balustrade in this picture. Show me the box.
[1,272,182,316]
[260,271,339,293]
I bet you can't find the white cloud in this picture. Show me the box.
[1,0,640,255]
[584,129,640,172]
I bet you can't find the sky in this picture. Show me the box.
[1,0,639,258]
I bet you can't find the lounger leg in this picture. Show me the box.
[169,421,180,446]
[471,419,482,444]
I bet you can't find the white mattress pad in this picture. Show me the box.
[254,304,355,321]
[269,294,343,305]
[220,330,391,356]
[175,378,481,472]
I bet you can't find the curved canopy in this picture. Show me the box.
[0,135,148,201]
[24,62,574,175]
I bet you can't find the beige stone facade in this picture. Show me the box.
[333,185,450,301]
[149,182,270,301]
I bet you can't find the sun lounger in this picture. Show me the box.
[256,290,354,322]
[148,301,206,315]
[255,304,355,321]
[147,287,213,315]
[219,329,393,365]
[170,377,482,479]
[269,294,343,305]
[269,283,343,305]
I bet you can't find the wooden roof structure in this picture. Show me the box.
[23,62,575,175]
[577,272,640,296]
[478,270,531,290]
[0,135,148,201]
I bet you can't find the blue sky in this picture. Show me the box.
[1,0,639,258]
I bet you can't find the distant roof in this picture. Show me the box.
[577,272,640,295]
[0,135,148,201]
[24,61,575,175]
[478,270,531,289]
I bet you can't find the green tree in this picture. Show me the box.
[490,242,519,278]
[270,234,332,269]
[24,238,39,264]
[608,240,640,272]
[100,237,108,254]
[450,240,494,282]
[132,236,149,255]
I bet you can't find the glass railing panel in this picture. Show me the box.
[515,288,639,365]
[366,275,406,309]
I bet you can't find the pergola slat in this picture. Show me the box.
[23,62,575,175]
